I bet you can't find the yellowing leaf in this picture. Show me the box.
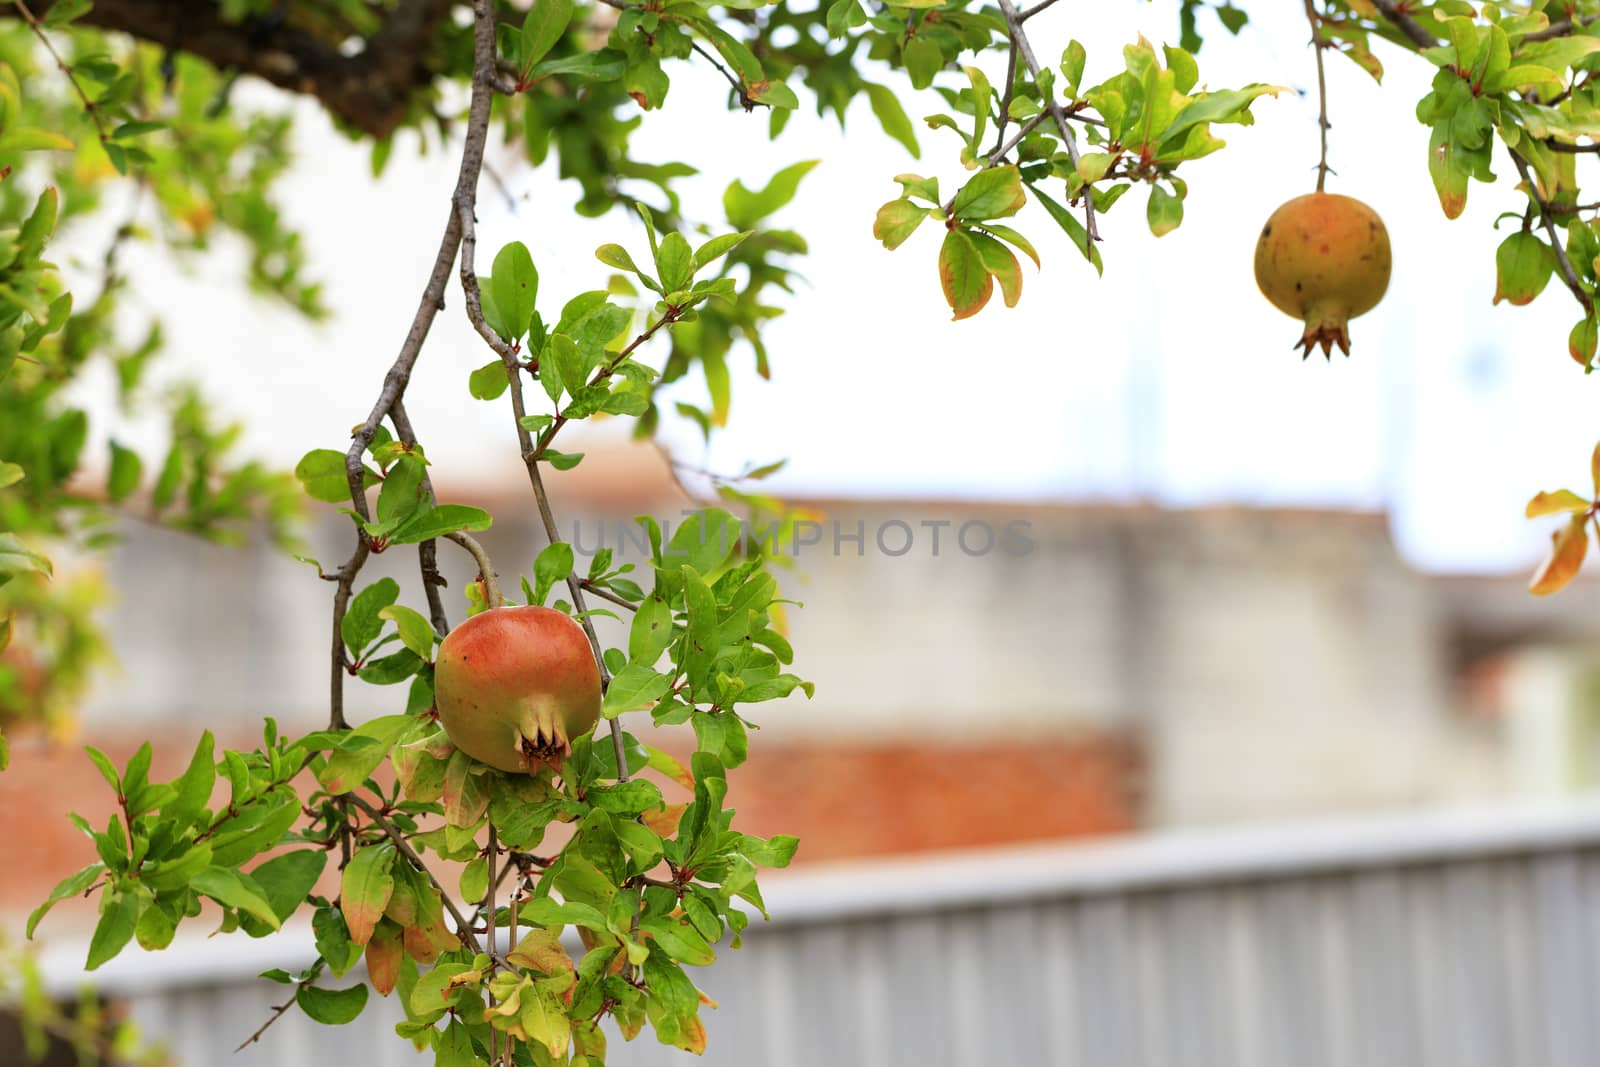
[938,230,992,320]
[365,919,404,995]
[1526,489,1590,518]
[1530,514,1589,596]
[340,843,396,946]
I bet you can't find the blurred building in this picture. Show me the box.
[7,441,1600,925]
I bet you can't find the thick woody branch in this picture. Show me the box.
[8,0,458,137]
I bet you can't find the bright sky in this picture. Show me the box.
[60,1,1599,574]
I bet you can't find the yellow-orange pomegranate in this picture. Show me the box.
[433,605,601,773]
[1254,192,1391,359]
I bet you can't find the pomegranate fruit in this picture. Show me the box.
[1253,192,1391,359]
[433,605,601,774]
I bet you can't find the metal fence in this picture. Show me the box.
[38,802,1600,1066]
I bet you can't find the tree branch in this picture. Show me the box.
[7,0,458,137]
[1370,0,1439,48]
[1510,148,1593,316]
[993,0,1097,241]
[389,398,451,637]
[347,793,483,954]
[443,530,502,608]
[13,0,108,141]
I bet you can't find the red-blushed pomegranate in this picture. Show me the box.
[433,605,601,774]
[1254,192,1391,359]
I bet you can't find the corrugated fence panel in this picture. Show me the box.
[76,808,1600,1066]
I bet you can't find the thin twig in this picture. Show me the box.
[1018,0,1065,20]
[443,530,503,607]
[690,40,754,110]
[1524,12,1600,43]
[1370,0,1439,48]
[1510,148,1593,316]
[1303,0,1331,192]
[989,38,1020,159]
[530,313,679,459]
[13,0,109,141]
[1544,141,1600,154]
[988,112,1048,166]
[347,793,483,953]
[390,398,451,636]
[994,0,1097,241]
[234,993,297,1052]
[328,540,370,730]
[578,579,639,612]
[449,0,632,783]
[486,823,498,1064]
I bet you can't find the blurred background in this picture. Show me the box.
[10,0,1600,1064]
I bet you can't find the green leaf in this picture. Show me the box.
[380,604,436,660]
[903,36,943,90]
[341,843,397,945]
[521,0,574,71]
[469,360,510,400]
[863,82,920,157]
[0,127,74,152]
[318,715,418,794]
[107,440,142,502]
[1061,39,1086,95]
[544,450,584,472]
[528,51,626,81]
[294,449,378,504]
[533,541,575,605]
[724,160,820,231]
[491,242,539,341]
[84,745,121,794]
[191,866,281,929]
[628,595,674,665]
[28,864,104,939]
[343,578,400,655]
[0,533,52,580]
[389,504,493,545]
[655,232,694,292]
[166,730,215,826]
[0,461,23,488]
[374,454,425,531]
[85,891,141,970]
[1156,84,1283,150]
[1029,184,1103,275]
[693,232,750,271]
[296,983,370,1025]
[978,223,1040,268]
[938,230,992,320]
[602,663,672,718]
[966,231,1022,308]
[641,917,715,965]
[952,166,1025,222]
[873,199,927,250]
[1493,230,1555,306]
[1146,183,1184,237]
[249,851,328,923]
[681,568,720,687]
[665,509,739,575]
